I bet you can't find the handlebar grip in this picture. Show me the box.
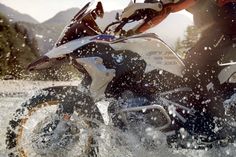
[114,20,128,34]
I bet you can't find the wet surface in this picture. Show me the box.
[1,81,236,157]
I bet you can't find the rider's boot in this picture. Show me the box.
[183,65,229,143]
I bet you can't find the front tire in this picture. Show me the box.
[6,86,103,157]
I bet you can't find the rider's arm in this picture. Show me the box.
[134,0,197,33]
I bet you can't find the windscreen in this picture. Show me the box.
[55,1,102,47]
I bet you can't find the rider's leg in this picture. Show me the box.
[183,29,234,140]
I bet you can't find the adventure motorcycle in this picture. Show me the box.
[5,1,236,156]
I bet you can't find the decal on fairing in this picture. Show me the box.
[110,33,185,77]
[90,34,116,42]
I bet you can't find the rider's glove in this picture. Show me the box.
[121,29,136,37]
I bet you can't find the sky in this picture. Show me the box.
[0,0,192,23]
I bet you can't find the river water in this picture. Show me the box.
[0,80,236,157]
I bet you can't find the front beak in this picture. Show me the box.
[27,56,50,71]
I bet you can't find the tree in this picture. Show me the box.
[0,13,39,79]
[175,25,200,58]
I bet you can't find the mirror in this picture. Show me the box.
[115,12,120,20]
[95,1,104,18]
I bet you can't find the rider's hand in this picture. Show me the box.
[126,29,136,36]
[120,29,136,37]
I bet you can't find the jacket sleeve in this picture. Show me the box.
[135,0,197,33]
[217,0,236,7]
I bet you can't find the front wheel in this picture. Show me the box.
[6,86,104,157]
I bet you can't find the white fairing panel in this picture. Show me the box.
[218,64,236,84]
[110,33,185,77]
[45,36,95,58]
[76,57,116,99]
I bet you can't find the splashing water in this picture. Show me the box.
[1,81,236,157]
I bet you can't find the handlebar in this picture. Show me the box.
[107,8,159,36]
[104,18,136,36]
[107,14,143,35]
[102,1,162,36]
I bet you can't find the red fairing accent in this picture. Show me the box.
[217,0,236,7]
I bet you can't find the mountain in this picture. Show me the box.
[43,8,79,25]
[11,8,80,55]
[0,3,39,24]
[16,21,64,54]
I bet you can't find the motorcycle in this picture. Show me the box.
[5,1,236,156]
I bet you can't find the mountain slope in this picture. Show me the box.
[0,3,38,24]
[43,8,79,25]
[17,22,64,54]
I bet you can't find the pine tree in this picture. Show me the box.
[0,13,39,79]
[175,25,200,58]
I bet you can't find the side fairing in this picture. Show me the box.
[110,33,185,77]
